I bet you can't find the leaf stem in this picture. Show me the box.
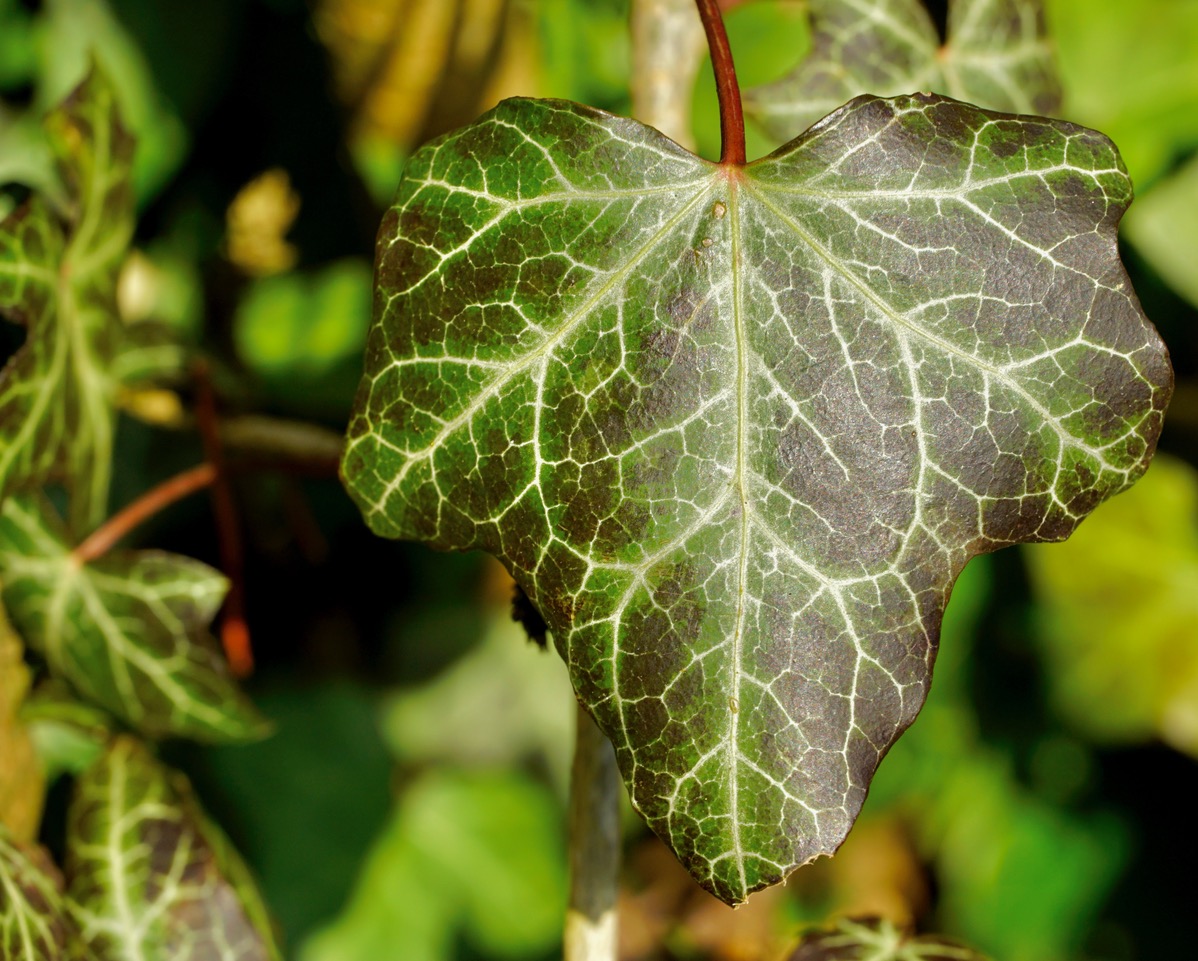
[73,464,217,564]
[564,705,621,961]
[194,360,254,678]
[695,0,745,166]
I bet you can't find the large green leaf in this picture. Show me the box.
[341,95,1170,903]
[65,736,280,961]
[0,64,133,530]
[0,827,80,960]
[0,495,266,742]
[744,0,1060,143]
[788,918,987,960]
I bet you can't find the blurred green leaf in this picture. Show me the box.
[0,825,80,960]
[743,0,1060,146]
[538,0,630,112]
[788,917,988,960]
[0,64,134,529]
[301,770,566,961]
[1024,453,1198,756]
[33,0,189,203]
[0,494,267,743]
[233,259,372,415]
[0,0,37,91]
[382,604,575,792]
[194,684,395,948]
[65,736,281,960]
[21,680,112,781]
[1048,0,1198,188]
[1123,154,1198,309]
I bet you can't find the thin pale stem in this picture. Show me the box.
[564,704,622,961]
[631,0,708,150]
[695,0,745,165]
[73,464,217,564]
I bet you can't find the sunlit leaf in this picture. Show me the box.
[788,917,987,960]
[745,0,1060,142]
[0,65,132,530]
[1024,453,1198,755]
[0,602,44,841]
[65,736,280,961]
[0,495,267,742]
[341,94,1170,902]
[0,827,80,960]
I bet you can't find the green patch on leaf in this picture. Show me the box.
[64,736,280,961]
[0,495,267,742]
[745,0,1061,143]
[0,826,80,960]
[341,95,1170,903]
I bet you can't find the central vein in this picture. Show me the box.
[727,175,748,894]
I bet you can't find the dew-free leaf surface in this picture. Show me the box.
[0,603,44,842]
[341,94,1171,902]
[745,0,1060,143]
[0,495,266,742]
[0,827,78,960]
[0,65,133,530]
[65,736,280,961]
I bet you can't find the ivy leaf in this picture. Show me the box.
[787,918,987,960]
[0,64,133,530]
[744,0,1061,144]
[340,95,1170,903]
[65,736,280,961]
[0,826,81,960]
[0,495,267,742]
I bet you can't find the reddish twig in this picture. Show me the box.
[73,464,218,564]
[193,359,254,678]
[695,0,746,166]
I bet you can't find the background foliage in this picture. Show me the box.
[1,1,1196,959]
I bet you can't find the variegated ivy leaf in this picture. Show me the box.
[65,736,280,961]
[0,826,80,960]
[744,0,1060,144]
[341,95,1171,903]
[0,64,133,530]
[0,495,266,742]
[788,918,987,960]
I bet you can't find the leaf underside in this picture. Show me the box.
[745,0,1061,143]
[65,737,279,961]
[0,495,266,742]
[341,94,1171,903]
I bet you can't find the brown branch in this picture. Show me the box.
[695,0,745,166]
[194,360,254,678]
[73,464,217,564]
